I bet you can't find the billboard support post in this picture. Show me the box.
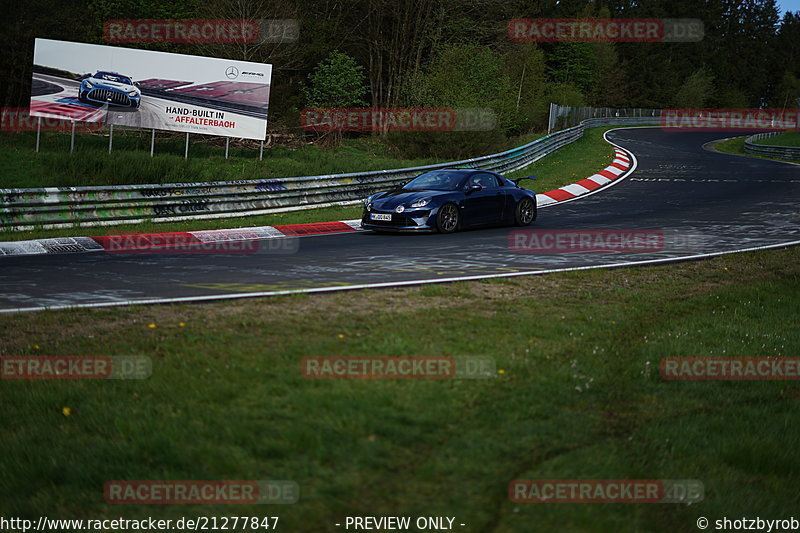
[225,137,230,159]
[150,129,155,157]
[185,132,189,159]
[260,141,264,161]
[35,118,41,153]
[70,121,76,153]
[108,124,114,154]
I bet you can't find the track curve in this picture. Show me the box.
[1,127,798,312]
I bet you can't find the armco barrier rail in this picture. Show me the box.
[744,132,800,160]
[0,116,659,230]
[547,103,660,132]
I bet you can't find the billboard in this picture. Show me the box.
[30,38,271,140]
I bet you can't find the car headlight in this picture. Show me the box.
[84,82,93,89]
[410,198,431,208]
[128,91,138,97]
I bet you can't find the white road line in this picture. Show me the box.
[3,239,798,313]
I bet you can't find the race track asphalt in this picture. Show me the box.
[1,127,798,312]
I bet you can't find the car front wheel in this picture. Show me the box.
[437,203,460,233]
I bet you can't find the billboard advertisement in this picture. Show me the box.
[30,38,271,140]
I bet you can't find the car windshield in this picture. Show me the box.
[403,171,466,191]
[95,72,132,84]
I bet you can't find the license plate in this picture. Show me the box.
[370,213,392,221]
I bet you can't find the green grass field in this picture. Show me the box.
[506,126,617,189]
[0,127,618,242]
[0,130,442,189]
[712,135,800,163]
[752,131,800,147]
[1,246,798,532]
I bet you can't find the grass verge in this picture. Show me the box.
[0,246,798,532]
[506,126,618,190]
[0,131,440,188]
[1,127,618,242]
[752,131,800,147]
[711,135,800,164]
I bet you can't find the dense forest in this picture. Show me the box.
[2,0,798,155]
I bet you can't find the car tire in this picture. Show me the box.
[437,203,460,234]
[514,197,537,226]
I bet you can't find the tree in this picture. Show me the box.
[302,51,367,107]
[410,45,503,108]
[588,42,627,108]
[776,11,800,78]
[772,71,800,108]
[301,50,367,145]
[391,44,508,157]
[502,44,548,133]
[673,68,715,108]
[546,42,595,93]
[715,88,748,108]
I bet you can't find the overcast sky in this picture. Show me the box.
[34,39,272,85]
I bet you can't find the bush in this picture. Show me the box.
[384,129,508,160]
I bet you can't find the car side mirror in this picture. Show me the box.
[465,184,482,194]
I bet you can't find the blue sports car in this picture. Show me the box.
[79,71,141,108]
[361,168,537,233]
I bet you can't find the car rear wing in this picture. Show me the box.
[511,175,537,187]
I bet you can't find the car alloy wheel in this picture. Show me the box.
[437,203,459,233]
[515,197,536,226]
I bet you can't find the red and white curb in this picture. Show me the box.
[0,221,363,256]
[0,147,633,257]
[536,148,632,206]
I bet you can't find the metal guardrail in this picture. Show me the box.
[0,115,659,230]
[548,103,660,133]
[744,132,800,160]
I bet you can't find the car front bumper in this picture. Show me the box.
[361,208,436,232]
[82,88,140,107]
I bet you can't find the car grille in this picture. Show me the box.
[89,89,131,106]
[366,215,419,227]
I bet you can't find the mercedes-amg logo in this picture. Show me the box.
[225,66,239,79]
